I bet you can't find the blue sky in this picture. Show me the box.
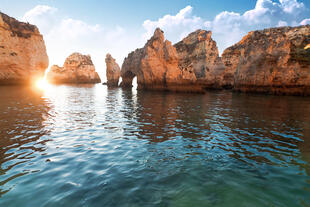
[1,0,259,26]
[1,0,310,80]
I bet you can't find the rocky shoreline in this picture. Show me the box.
[0,12,309,95]
[116,26,310,95]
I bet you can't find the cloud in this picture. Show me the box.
[143,6,205,42]
[279,0,305,13]
[207,0,308,52]
[300,18,310,25]
[22,0,310,80]
[22,5,142,81]
[22,5,58,34]
[142,0,309,54]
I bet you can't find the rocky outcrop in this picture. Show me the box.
[47,53,101,84]
[120,28,223,92]
[105,54,120,87]
[0,12,48,85]
[121,26,310,95]
[120,28,182,91]
[222,25,310,95]
[174,30,225,88]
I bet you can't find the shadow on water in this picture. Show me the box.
[0,86,52,196]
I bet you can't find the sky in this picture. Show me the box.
[1,0,310,80]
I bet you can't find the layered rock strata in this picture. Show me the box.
[174,29,225,89]
[47,53,101,84]
[120,28,181,91]
[105,54,120,87]
[222,25,310,95]
[116,25,310,95]
[0,12,48,85]
[120,28,223,92]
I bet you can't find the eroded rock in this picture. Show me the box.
[121,28,182,91]
[47,53,101,84]
[105,53,120,87]
[174,29,225,88]
[222,25,310,95]
[0,12,49,85]
[120,28,224,92]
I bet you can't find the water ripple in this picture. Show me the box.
[0,85,310,206]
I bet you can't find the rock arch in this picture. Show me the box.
[119,28,224,92]
[120,70,136,88]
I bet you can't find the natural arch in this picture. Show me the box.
[119,70,136,88]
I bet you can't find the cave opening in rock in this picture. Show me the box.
[132,77,138,90]
[121,70,137,89]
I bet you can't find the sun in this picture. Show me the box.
[35,78,49,90]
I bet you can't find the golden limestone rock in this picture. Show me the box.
[0,12,48,85]
[120,28,182,91]
[120,28,224,92]
[105,53,120,87]
[47,53,101,84]
[222,25,310,95]
[174,29,225,89]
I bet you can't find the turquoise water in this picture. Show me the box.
[0,84,310,206]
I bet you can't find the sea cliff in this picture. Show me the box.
[115,25,310,95]
[0,12,48,85]
[222,25,310,95]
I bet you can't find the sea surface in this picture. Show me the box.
[0,84,310,207]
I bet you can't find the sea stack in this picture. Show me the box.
[47,53,101,84]
[105,53,120,87]
[222,25,310,95]
[120,28,224,92]
[0,12,48,85]
[120,28,181,91]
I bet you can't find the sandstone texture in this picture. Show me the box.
[120,28,181,91]
[120,26,310,95]
[105,53,120,87]
[47,53,101,84]
[0,12,49,85]
[174,29,225,88]
[120,28,223,92]
[222,25,310,95]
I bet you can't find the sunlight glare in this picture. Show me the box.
[35,78,49,90]
[305,44,310,50]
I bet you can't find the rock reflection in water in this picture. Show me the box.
[0,86,52,195]
[119,89,310,168]
[0,85,309,206]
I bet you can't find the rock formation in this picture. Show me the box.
[222,25,310,95]
[120,28,224,92]
[120,28,182,91]
[174,29,225,88]
[0,12,48,85]
[105,54,120,87]
[47,53,101,84]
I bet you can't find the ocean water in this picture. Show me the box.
[0,84,310,207]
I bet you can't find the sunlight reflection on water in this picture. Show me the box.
[0,84,310,206]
